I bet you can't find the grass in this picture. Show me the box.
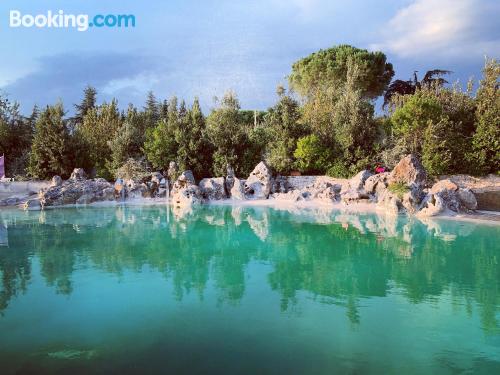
[388,182,410,199]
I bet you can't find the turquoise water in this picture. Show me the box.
[0,204,499,374]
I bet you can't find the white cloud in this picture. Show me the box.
[371,0,500,58]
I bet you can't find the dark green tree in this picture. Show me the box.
[471,58,500,174]
[264,87,304,174]
[289,44,394,99]
[28,103,73,179]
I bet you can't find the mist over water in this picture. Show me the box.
[0,205,499,374]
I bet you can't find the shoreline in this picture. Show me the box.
[2,196,499,226]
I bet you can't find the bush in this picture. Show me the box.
[114,158,150,181]
[294,134,333,174]
[388,182,410,199]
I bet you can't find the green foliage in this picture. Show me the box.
[143,97,179,172]
[471,58,500,175]
[72,86,97,128]
[388,182,410,199]
[0,97,34,176]
[28,103,74,179]
[78,100,122,179]
[390,94,443,156]
[289,44,394,99]
[294,134,332,174]
[114,158,150,181]
[108,105,146,176]
[206,91,247,176]
[264,89,305,174]
[175,98,212,178]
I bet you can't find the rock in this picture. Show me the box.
[69,168,87,181]
[315,185,340,203]
[199,177,227,200]
[3,197,20,206]
[114,179,126,199]
[225,164,235,193]
[458,188,477,210]
[271,190,302,202]
[271,175,288,194]
[430,179,458,194]
[244,162,273,199]
[172,185,202,207]
[341,190,370,204]
[401,188,423,215]
[348,170,373,192]
[39,178,114,207]
[364,172,390,195]
[51,175,63,187]
[76,194,94,205]
[23,198,42,211]
[230,178,246,200]
[417,193,448,217]
[151,172,164,186]
[389,154,427,187]
[377,191,402,215]
[167,161,178,182]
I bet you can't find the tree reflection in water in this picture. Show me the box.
[0,205,498,332]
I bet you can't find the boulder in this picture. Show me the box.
[341,190,370,205]
[51,175,63,187]
[69,168,87,181]
[225,164,235,193]
[230,178,246,200]
[364,172,390,195]
[167,161,178,182]
[348,170,373,192]
[416,179,474,217]
[39,178,114,207]
[151,172,164,187]
[389,154,427,187]
[244,162,273,199]
[199,177,227,200]
[271,175,288,194]
[172,186,202,207]
[23,198,42,211]
[114,178,126,199]
[458,188,477,210]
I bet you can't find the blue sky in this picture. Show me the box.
[0,0,499,114]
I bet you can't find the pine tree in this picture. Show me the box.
[28,103,73,179]
[471,58,500,174]
[175,98,212,178]
[144,91,160,128]
[73,86,97,128]
[143,97,179,171]
[78,100,122,178]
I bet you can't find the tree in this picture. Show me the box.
[264,87,304,174]
[143,97,179,171]
[175,98,212,178]
[73,86,97,128]
[107,105,146,175]
[301,61,378,176]
[144,91,160,129]
[384,69,451,107]
[471,58,500,174]
[289,45,394,99]
[206,92,247,176]
[0,97,34,176]
[78,100,122,178]
[28,103,73,179]
[294,134,333,174]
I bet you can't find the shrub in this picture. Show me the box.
[388,182,410,199]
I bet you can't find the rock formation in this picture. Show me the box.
[244,162,273,199]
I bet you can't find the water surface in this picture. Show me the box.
[0,205,499,374]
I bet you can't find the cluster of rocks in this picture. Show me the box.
[15,155,480,218]
[23,168,169,211]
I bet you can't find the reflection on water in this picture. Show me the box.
[0,204,499,374]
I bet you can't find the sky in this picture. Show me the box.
[0,0,499,114]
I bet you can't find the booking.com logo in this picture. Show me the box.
[9,10,136,31]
